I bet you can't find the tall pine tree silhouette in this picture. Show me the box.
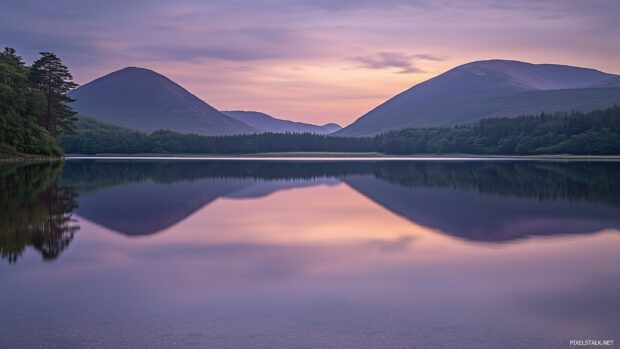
[29,52,79,136]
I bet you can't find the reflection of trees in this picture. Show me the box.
[62,160,620,207]
[371,161,620,207]
[0,162,78,263]
[60,160,371,193]
[52,159,620,242]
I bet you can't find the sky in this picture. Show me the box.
[1,0,620,126]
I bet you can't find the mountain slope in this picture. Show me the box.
[591,76,620,88]
[223,110,341,134]
[70,67,255,135]
[321,123,343,133]
[338,59,620,136]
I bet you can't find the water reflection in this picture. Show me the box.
[1,160,619,260]
[62,160,620,240]
[1,159,618,347]
[0,162,78,263]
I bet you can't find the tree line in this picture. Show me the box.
[376,106,620,155]
[0,47,77,157]
[61,117,375,154]
[63,106,620,155]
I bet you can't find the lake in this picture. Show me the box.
[1,159,619,348]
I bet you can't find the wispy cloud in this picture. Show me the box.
[288,0,436,12]
[348,52,436,74]
[133,44,283,62]
[2,0,619,124]
[413,54,443,61]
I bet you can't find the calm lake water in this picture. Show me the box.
[1,159,619,348]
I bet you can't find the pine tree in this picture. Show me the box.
[28,52,79,136]
[0,47,28,115]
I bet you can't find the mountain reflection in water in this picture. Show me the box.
[1,159,619,262]
[66,160,620,239]
[1,159,619,348]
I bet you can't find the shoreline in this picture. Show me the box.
[3,153,620,162]
[63,153,620,161]
[0,156,63,163]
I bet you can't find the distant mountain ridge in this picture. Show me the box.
[321,123,343,133]
[70,67,256,135]
[69,60,620,138]
[338,59,620,136]
[223,110,341,134]
[70,67,339,136]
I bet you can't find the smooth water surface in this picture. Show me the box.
[1,159,619,348]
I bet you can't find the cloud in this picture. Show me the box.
[413,54,443,61]
[2,0,619,124]
[237,26,302,44]
[288,0,436,12]
[133,45,283,62]
[348,52,432,74]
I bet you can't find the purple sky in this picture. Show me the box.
[2,0,619,125]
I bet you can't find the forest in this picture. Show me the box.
[0,47,76,158]
[376,106,620,155]
[62,106,620,155]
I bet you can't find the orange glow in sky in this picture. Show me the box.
[5,1,620,126]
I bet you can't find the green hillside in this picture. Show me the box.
[63,107,620,156]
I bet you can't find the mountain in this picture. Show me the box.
[338,59,620,136]
[590,75,620,88]
[70,67,255,135]
[321,123,343,133]
[223,110,341,134]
